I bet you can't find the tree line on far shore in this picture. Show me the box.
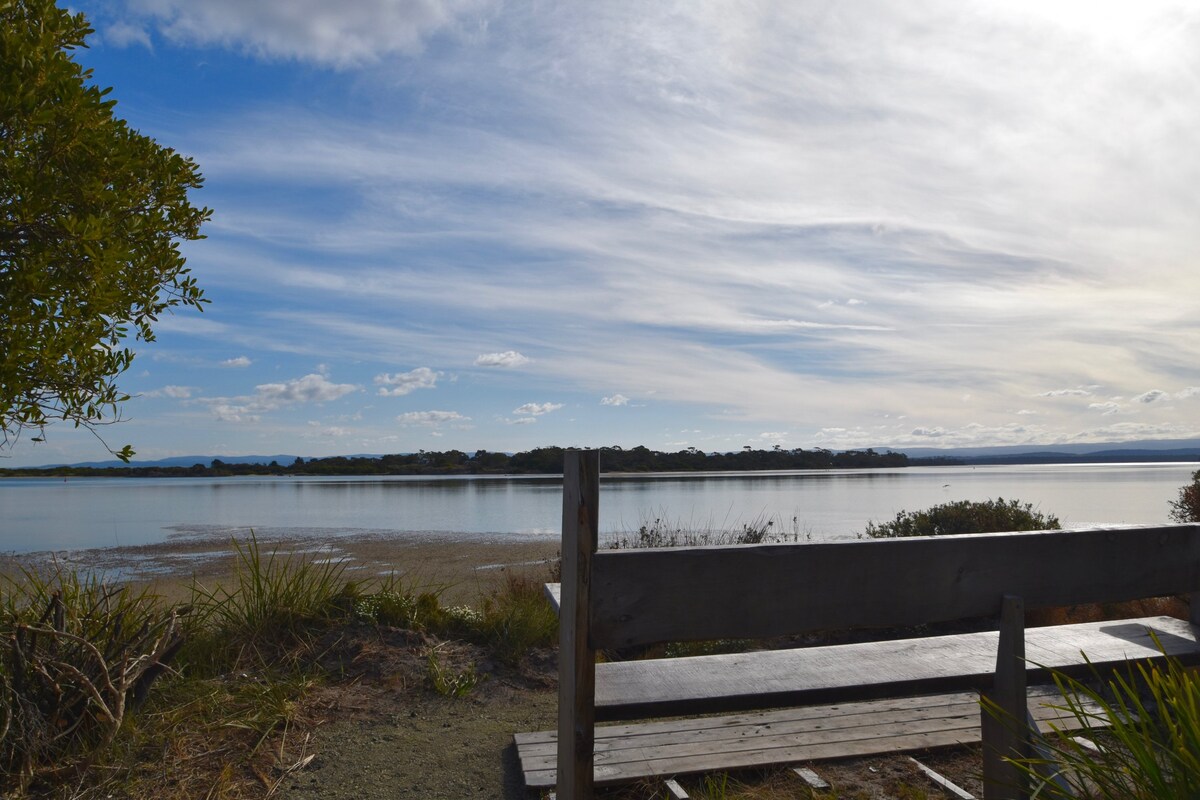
[0,445,919,478]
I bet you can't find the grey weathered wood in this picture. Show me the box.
[589,524,1200,648]
[909,757,975,799]
[517,689,1105,788]
[793,767,830,790]
[545,583,562,614]
[589,616,1200,720]
[981,595,1028,800]
[664,778,689,798]
[557,450,600,800]
[539,455,1200,794]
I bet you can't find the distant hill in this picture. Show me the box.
[897,438,1200,464]
[39,454,304,469]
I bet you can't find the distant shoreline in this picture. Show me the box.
[0,444,912,478]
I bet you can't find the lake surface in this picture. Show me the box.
[0,462,1196,553]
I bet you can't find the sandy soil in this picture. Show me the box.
[1,536,992,799]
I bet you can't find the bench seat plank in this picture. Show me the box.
[594,616,1199,721]
[517,688,1099,788]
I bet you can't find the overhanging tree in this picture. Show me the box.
[1,0,209,460]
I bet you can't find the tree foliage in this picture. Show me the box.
[1,0,209,459]
[864,498,1061,538]
[1169,469,1200,523]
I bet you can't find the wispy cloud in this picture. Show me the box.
[601,394,629,406]
[122,0,493,67]
[374,367,439,397]
[475,351,530,368]
[513,402,562,416]
[396,410,470,427]
[204,374,357,423]
[221,356,252,368]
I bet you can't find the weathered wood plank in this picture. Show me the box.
[589,524,1200,648]
[545,583,562,614]
[981,595,1028,800]
[591,616,1200,720]
[793,767,830,790]
[557,450,600,800]
[910,757,975,799]
[517,690,1103,788]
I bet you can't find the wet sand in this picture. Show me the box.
[0,533,561,603]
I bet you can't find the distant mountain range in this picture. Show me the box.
[27,438,1200,470]
[895,438,1200,464]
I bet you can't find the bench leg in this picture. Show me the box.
[557,450,600,800]
[982,595,1030,800]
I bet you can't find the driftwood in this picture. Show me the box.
[0,587,187,791]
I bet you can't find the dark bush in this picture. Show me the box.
[1170,469,1200,523]
[864,498,1060,538]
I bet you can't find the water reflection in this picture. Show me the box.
[0,463,1195,553]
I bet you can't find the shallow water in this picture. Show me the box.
[0,462,1195,553]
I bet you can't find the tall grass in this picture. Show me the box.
[607,513,808,550]
[184,534,348,672]
[1006,651,1200,798]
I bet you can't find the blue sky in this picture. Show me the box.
[12,1,1200,466]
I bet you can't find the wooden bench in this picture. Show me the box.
[548,450,1200,799]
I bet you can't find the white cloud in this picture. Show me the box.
[506,417,537,425]
[1178,387,1200,399]
[221,356,252,368]
[396,410,469,426]
[1039,389,1095,398]
[475,351,531,368]
[255,374,357,407]
[758,431,787,441]
[102,21,152,49]
[601,394,629,406]
[147,385,192,399]
[124,0,493,68]
[1089,402,1122,416]
[513,402,563,416]
[1134,389,1169,404]
[374,367,439,396]
[911,427,949,437]
[204,373,357,422]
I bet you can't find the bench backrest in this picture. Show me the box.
[591,526,1200,648]
[562,450,1200,649]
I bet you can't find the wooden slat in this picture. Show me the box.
[591,616,1200,720]
[517,689,1101,788]
[589,524,1200,648]
[793,767,830,790]
[545,583,562,614]
[910,757,975,799]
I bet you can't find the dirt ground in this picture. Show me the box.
[1,536,991,800]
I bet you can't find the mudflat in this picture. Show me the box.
[0,533,561,603]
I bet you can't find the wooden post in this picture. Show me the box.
[981,594,1030,800]
[557,450,600,800]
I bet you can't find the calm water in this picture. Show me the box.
[0,463,1196,553]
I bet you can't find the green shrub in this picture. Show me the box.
[1170,469,1200,523]
[863,498,1060,538]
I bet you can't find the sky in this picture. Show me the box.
[10,1,1200,466]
